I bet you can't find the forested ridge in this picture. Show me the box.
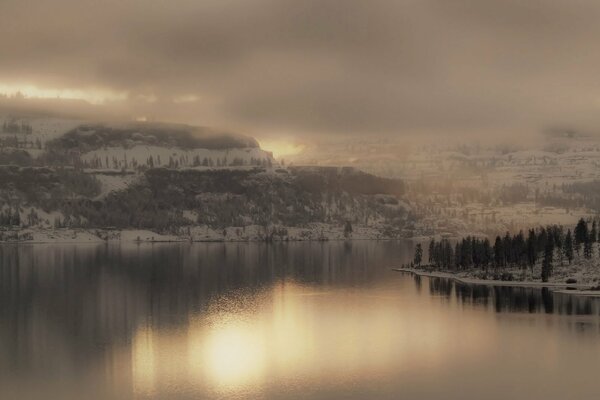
[0,165,411,235]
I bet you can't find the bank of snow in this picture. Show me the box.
[393,267,600,297]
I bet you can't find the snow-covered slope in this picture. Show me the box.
[0,114,277,170]
[80,145,274,170]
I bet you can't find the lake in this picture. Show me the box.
[1,241,599,399]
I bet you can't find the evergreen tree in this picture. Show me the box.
[428,239,435,264]
[434,241,442,267]
[526,229,537,268]
[493,236,504,268]
[443,240,454,269]
[344,221,353,238]
[482,238,492,269]
[414,243,423,267]
[502,233,512,265]
[541,239,554,282]
[11,208,20,226]
[563,229,574,265]
[454,243,462,270]
[536,227,547,260]
[552,226,564,265]
[461,237,473,268]
[574,218,588,254]
[514,230,526,267]
[584,234,593,259]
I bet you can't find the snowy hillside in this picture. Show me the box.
[0,114,276,170]
[80,145,273,170]
[287,134,600,236]
[0,112,413,242]
[0,165,413,242]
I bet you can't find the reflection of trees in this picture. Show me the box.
[426,277,600,316]
[452,282,493,308]
[413,275,422,293]
[0,241,412,378]
[428,277,453,300]
[553,291,600,315]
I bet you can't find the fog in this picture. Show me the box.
[2,0,600,144]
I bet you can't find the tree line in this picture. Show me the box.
[412,218,598,282]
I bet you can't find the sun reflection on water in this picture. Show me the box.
[130,281,495,397]
[132,327,156,396]
[197,321,266,388]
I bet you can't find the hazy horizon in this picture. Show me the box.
[4,0,600,151]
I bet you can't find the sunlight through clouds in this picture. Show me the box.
[257,139,305,159]
[0,82,127,104]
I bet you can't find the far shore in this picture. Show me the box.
[393,268,600,297]
[0,226,412,245]
[0,237,400,245]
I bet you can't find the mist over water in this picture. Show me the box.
[0,242,599,400]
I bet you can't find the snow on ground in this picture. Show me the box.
[0,114,81,155]
[0,222,405,243]
[398,249,600,294]
[115,230,186,242]
[17,207,64,229]
[182,210,198,223]
[428,203,589,236]
[81,145,275,170]
[26,117,81,140]
[0,228,104,243]
[93,173,139,199]
[30,229,104,243]
[187,223,396,242]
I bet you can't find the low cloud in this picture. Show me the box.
[2,0,600,141]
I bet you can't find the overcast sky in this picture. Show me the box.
[2,0,600,142]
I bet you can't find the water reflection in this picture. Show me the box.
[424,276,600,316]
[0,241,411,399]
[1,242,600,400]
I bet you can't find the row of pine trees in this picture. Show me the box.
[413,218,598,282]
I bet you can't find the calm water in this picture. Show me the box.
[1,241,600,400]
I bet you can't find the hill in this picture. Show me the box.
[0,113,413,242]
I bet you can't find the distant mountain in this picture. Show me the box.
[0,114,413,242]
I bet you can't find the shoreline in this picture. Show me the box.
[0,239,396,244]
[0,226,412,244]
[0,237,406,245]
[393,268,600,297]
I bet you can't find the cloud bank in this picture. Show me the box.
[2,0,600,140]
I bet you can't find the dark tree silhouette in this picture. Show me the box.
[414,243,423,267]
[563,229,574,265]
[413,221,591,281]
[541,239,554,282]
[574,218,589,254]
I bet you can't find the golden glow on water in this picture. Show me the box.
[4,243,600,400]
[198,321,266,388]
[129,282,497,397]
[132,328,156,396]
